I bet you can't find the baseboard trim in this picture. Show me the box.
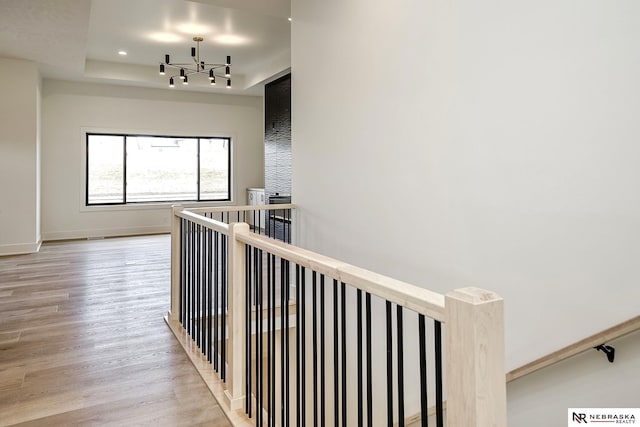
[0,239,42,256]
[42,225,170,241]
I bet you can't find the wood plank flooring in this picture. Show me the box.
[0,235,231,427]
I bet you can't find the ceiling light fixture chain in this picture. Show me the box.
[159,36,231,89]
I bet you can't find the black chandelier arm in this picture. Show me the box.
[200,63,228,68]
[164,66,200,75]
[159,36,231,88]
[168,72,230,79]
[161,62,227,69]
[163,62,195,67]
[162,65,230,76]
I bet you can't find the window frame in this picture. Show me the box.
[85,132,232,206]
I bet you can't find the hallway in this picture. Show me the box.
[0,235,230,426]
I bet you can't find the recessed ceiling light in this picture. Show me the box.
[288,17,292,22]
[118,50,127,56]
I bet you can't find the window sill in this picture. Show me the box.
[79,200,234,213]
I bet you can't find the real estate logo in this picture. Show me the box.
[568,408,639,425]
[572,412,587,423]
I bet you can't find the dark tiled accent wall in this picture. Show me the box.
[264,74,291,199]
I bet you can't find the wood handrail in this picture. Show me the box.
[235,228,446,321]
[175,209,230,234]
[506,315,640,382]
[186,203,296,214]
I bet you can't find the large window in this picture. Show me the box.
[86,133,230,205]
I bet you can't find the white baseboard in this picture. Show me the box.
[41,225,171,242]
[0,239,42,256]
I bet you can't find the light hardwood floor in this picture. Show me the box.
[0,235,231,427]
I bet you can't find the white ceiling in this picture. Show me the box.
[0,0,291,95]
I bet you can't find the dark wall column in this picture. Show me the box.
[264,74,291,200]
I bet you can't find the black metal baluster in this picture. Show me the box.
[435,321,443,427]
[366,292,372,427]
[180,218,185,326]
[202,226,207,357]
[213,231,219,371]
[295,265,301,427]
[203,226,206,351]
[186,221,190,334]
[320,275,325,427]
[202,227,207,358]
[267,252,272,427]
[386,301,393,427]
[254,247,260,418]
[397,306,405,427]
[257,248,263,427]
[257,209,261,235]
[419,315,428,427]
[191,222,196,339]
[301,267,306,425]
[208,229,213,363]
[270,208,274,240]
[285,259,291,427]
[340,282,346,427]
[313,272,318,427]
[283,208,287,243]
[203,227,208,356]
[196,224,201,349]
[333,279,339,427]
[357,289,363,427]
[281,257,287,425]
[201,225,205,351]
[284,208,288,243]
[246,245,252,416]
[271,254,276,425]
[201,224,205,349]
[221,234,227,381]
[186,220,191,332]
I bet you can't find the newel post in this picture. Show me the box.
[445,287,507,427]
[169,205,183,321]
[224,221,249,410]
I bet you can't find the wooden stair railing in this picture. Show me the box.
[168,205,507,427]
[506,315,640,382]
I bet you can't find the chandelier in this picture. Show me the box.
[159,36,231,88]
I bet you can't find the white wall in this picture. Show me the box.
[41,80,264,240]
[0,58,41,255]
[291,0,640,421]
[508,331,640,427]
